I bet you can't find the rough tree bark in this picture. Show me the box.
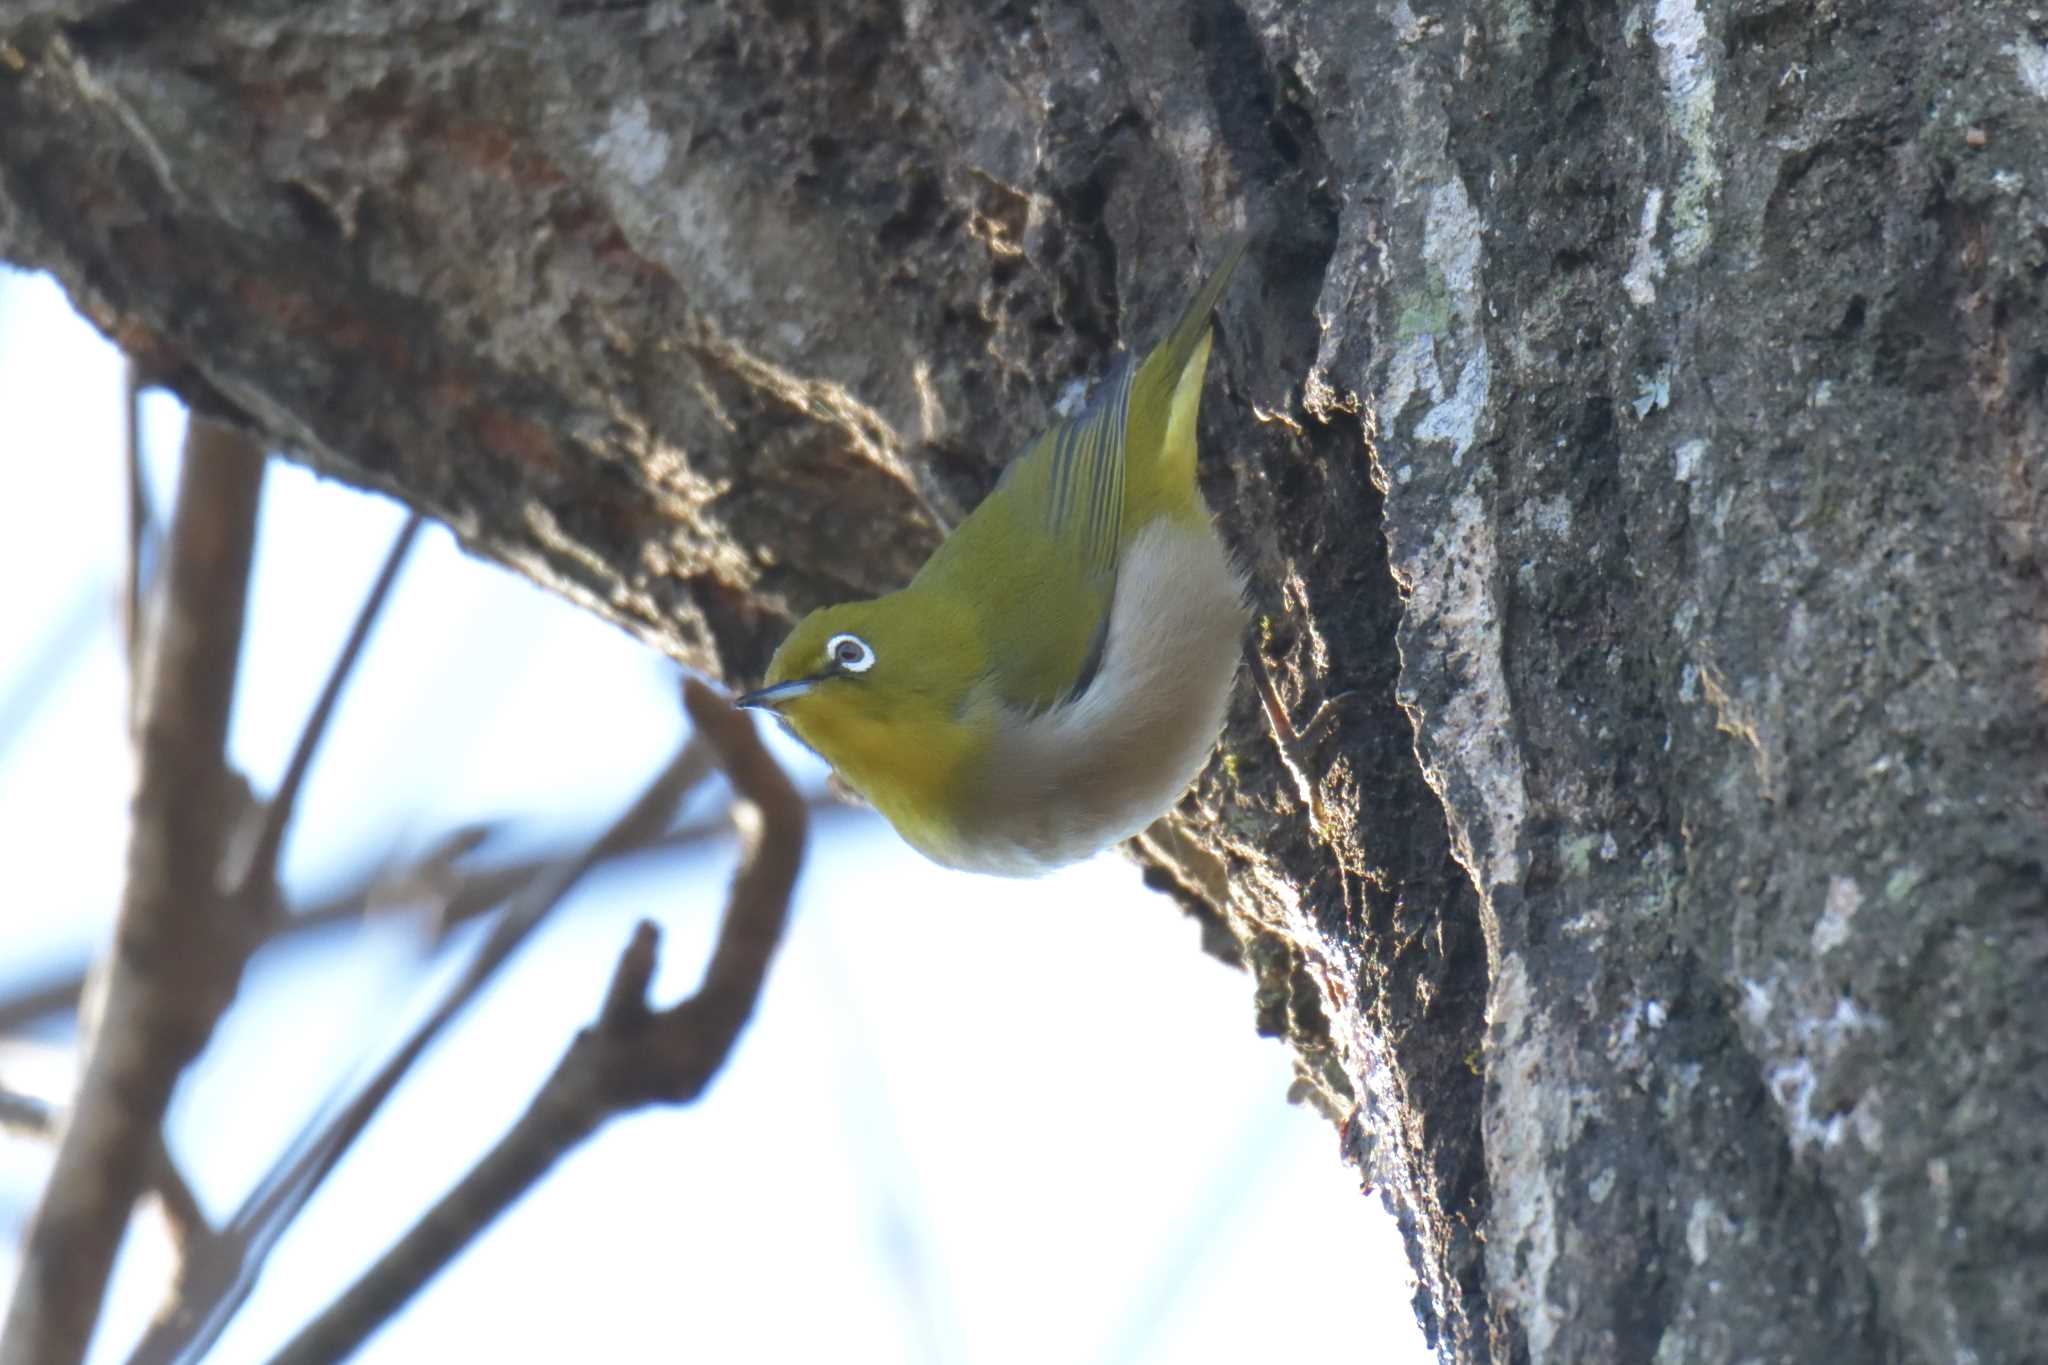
[3,2,2043,1362]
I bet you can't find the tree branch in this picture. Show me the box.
[0,1090,56,1142]
[0,1095,213,1255]
[0,798,852,1040]
[126,724,718,1365]
[265,680,804,1365]
[144,1138,212,1262]
[229,513,422,908]
[122,359,151,686]
[0,417,266,1365]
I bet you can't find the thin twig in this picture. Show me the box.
[126,508,424,1361]
[230,515,423,907]
[0,1094,212,1254]
[265,681,805,1365]
[145,1137,212,1260]
[0,974,82,1039]
[0,797,851,1039]
[126,734,718,1365]
[0,418,267,1365]
[0,1090,57,1141]
[123,359,151,683]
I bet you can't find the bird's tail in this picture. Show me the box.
[1128,234,1247,519]
[1145,234,1248,398]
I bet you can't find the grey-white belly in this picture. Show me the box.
[949,517,1248,877]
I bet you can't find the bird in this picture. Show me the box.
[738,238,1249,876]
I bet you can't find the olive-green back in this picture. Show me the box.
[907,240,1245,712]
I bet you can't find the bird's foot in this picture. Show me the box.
[1245,648,1355,834]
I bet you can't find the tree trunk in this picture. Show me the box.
[3,2,2042,1361]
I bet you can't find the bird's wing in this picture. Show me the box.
[1034,357,1132,589]
[910,236,1245,715]
[915,359,1132,714]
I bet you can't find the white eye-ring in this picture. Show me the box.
[827,632,876,674]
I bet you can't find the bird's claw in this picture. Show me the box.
[1245,648,1354,833]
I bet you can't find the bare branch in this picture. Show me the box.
[264,681,805,1365]
[0,972,90,1040]
[126,732,717,1365]
[594,919,661,1031]
[145,1137,212,1262]
[0,1093,211,1258]
[123,359,151,683]
[0,1090,56,1142]
[0,798,851,1039]
[231,513,423,905]
[0,417,267,1365]
[0,970,89,1035]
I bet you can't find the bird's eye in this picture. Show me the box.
[827,632,876,674]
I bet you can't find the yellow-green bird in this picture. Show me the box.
[739,239,1249,876]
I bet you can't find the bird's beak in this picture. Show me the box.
[735,676,819,711]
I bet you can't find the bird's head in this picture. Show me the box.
[737,591,989,816]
